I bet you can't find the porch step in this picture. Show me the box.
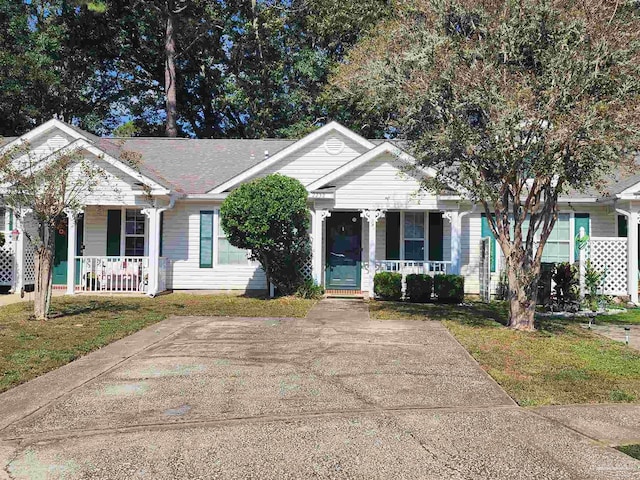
[325,289,365,298]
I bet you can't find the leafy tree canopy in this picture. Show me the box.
[0,0,392,138]
[329,0,640,329]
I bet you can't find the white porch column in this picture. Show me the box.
[13,210,25,294]
[65,210,77,295]
[629,210,639,304]
[312,210,331,286]
[361,210,385,292]
[143,207,161,296]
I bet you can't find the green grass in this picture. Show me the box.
[0,294,315,393]
[617,444,640,461]
[595,308,640,325]
[370,301,640,406]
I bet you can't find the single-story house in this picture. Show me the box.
[0,119,638,302]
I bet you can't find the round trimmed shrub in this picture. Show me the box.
[433,274,465,303]
[405,274,433,303]
[374,272,402,301]
[220,174,310,295]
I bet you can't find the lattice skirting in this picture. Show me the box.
[587,238,628,295]
[0,243,14,286]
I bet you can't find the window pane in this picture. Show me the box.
[404,240,424,261]
[200,212,214,268]
[218,238,247,265]
[125,237,145,256]
[404,212,424,239]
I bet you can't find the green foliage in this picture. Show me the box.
[330,0,640,328]
[0,0,391,137]
[583,260,603,312]
[296,279,325,300]
[433,274,465,304]
[405,274,433,303]
[373,272,402,301]
[220,174,310,296]
[0,232,4,248]
[112,121,139,138]
[552,262,579,312]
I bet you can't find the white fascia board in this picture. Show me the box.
[615,193,640,200]
[208,121,376,194]
[78,140,170,194]
[557,197,599,203]
[306,142,460,194]
[10,137,170,196]
[0,119,88,154]
[183,193,229,201]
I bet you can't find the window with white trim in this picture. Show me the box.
[541,213,570,263]
[217,219,248,265]
[124,209,145,256]
[404,212,425,261]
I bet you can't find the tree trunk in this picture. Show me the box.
[505,257,539,331]
[33,226,55,321]
[164,3,178,138]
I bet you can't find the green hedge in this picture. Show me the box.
[374,272,402,301]
[405,274,433,303]
[433,274,465,303]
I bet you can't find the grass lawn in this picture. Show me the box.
[617,444,640,461]
[370,301,640,406]
[593,308,640,325]
[0,294,315,393]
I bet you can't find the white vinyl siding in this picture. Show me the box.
[259,133,368,186]
[333,154,444,210]
[162,202,267,291]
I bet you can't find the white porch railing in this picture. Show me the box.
[374,260,451,275]
[76,256,149,293]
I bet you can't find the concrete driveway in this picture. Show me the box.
[1,299,639,479]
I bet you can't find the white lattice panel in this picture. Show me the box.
[300,257,312,281]
[0,238,14,286]
[23,239,35,285]
[587,237,627,295]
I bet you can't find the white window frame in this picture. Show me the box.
[214,209,252,267]
[121,208,147,257]
[400,211,427,261]
[537,212,572,264]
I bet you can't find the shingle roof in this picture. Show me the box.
[94,137,295,194]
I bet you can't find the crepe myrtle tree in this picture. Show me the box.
[330,0,640,330]
[0,142,107,320]
[220,174,311,295]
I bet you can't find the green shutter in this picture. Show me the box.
[481,213,496,272]
[428,212,444,261]
[574,213,590,261]
[8,209,13,231]
[106,210,121,256]
[200,211,214,268]
[618,215,628,238]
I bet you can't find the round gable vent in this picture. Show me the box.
[324,136,345,155]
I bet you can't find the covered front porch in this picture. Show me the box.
[54,205,168,296]
[310,208,466,293]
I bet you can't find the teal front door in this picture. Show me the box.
[52,216,84,285]
[326,212,362,290]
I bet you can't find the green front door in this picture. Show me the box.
[52,216,84,285]
[326,212,362,290]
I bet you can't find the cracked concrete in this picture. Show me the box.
[1,298,639,479]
